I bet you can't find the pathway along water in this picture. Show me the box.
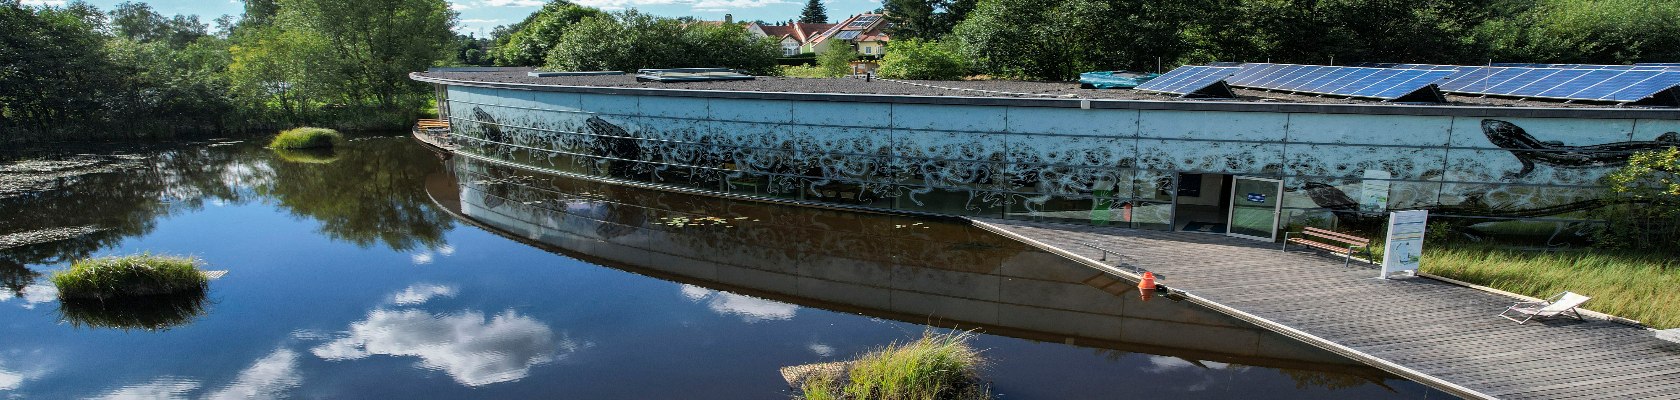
[0,136,1446,398]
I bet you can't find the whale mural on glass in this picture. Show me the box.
[1481,119,1679,179]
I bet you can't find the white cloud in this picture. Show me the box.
[411,252,435,265]
[680,284,797,323]
[91,378,200,400]
[450,2,472,10]
[389,284,458,306]
[0,368,22,390]
[0,284,57,310]
[311,309,578,386]
[20,0,68,6]
[436,245,456,256]
[203,348,302,400]
[460,19,504,24]
[481,0,545,6]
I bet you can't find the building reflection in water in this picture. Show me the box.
[437,156,1403,385]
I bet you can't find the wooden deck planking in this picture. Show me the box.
[973,218,1680,400]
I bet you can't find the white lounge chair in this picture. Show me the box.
[1499,291,1590,324]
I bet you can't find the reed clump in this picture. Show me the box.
[51,254,209,300]
[267,127,343,149]
[1422,246,1680,329]
[800,331,989,400]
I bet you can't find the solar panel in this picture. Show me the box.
[1227,63,1448,101]
[1134,66,1239,98]
[1438,66,1680,104]
[834,30,860,40]
[1639,63,1680,67]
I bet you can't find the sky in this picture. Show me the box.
[22,0,883,37]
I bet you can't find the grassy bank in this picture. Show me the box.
[800,331,989,400]
[52,254,209,299]
[1421,246,1680,329]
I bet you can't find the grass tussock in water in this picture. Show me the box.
[1422,246,1680,328]
[267,127,343,149]
[51,254,209,300]
[801,331,989,400]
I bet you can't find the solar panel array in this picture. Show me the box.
[1133,66,1239,98]
[1227,63,1450,101]
[1434,67,1680,102]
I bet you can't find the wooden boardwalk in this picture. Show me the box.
[973,218,1680,400]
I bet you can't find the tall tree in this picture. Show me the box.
[799,0,828,23]
[490,1,604,66]
[271,0,456,108]
[882,0,938,39]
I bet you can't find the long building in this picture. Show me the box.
[411,68,1680,244]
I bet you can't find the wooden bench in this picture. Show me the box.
[415,119,451,132]
[1282,227,1373,267]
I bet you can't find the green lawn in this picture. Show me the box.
[1421,246,1680,329]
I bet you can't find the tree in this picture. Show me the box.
[1597,146,1680,251]
[816,47,858,77]
[882,0,968,40]
[271,0,456,108]
[1481,0,1680,64]
[490,1,604,66]
[800,0,828,23]
[544,10,779,74]
[0,1,120,138]
[876,39,967,79]
[883,0,938,39]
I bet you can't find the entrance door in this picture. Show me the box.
[1227,176,1283,241]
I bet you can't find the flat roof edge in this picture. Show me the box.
[411,73,1680,119]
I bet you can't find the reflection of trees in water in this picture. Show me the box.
[0,137,453,304]
[0,145,255,269]
[58,288,209,331]
[0,258,39,297]
[257,139,454,251]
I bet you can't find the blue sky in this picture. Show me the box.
[25,0,882,37]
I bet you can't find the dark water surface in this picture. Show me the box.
[0,137,1448,399]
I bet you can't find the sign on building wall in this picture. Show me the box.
[1359,170,1391,212]
[1381,210,1428,279]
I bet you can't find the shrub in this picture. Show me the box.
[52,254,209,300]
[841,331,988,400]
[1596,146,1680,252]
[781,64,830,78]
[267,127,343,149]
[817,48,859,78]
[877,40,968,80]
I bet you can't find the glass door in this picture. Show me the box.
[1227,176,1282,241]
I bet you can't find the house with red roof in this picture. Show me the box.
[746,21,837,56]
[802,13,890,56]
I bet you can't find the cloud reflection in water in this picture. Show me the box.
[311,308,580,387]
[680,284,799,323]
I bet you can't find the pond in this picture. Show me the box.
[0,136,1448,398]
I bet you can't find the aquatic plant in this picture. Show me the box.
[51,254,209,300]
[267,127,344,149]
[798,330,989,400]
